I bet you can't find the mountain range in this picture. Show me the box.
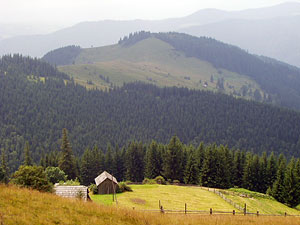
[1,2,300,67]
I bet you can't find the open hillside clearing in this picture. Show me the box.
[1,185,300,225]
[59,37,263,98]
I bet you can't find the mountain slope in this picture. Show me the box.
[2,55,300,173]
[1,2,300,68]
[59,37,264,100]
[53,32,300,110]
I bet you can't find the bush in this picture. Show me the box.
[89,184,98,194]
[116,182,133,193]
[142,178,156,184]
[173,180,180,185]
[11,165,52,192]
[154,176,166,185]
[59,178,80,186]
[45,167,67,184]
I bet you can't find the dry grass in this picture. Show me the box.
[1,185,300,225]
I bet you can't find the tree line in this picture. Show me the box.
[2,132,300,208]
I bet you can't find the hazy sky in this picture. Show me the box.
[0,0,298,26]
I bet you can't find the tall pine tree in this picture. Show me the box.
[58,128,77,180]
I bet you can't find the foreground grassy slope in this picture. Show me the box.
[92,184,236,211]
[59,38,263,99]
[1,185,300,225]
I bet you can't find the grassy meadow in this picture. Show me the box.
[91,184,300,216]
[59,37,264,99]
[91,184,236,211]
[1,184,300,225]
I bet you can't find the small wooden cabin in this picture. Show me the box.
[94,171,118,194]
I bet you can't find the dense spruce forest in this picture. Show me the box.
[118,32,300,110]
[1,54,300,173]
[42,45,82,66]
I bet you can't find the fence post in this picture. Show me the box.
[244,204,247,215]
[159,200,161,209]
[160,205,164,214]
[210,208,213,215]
[185,203,187,214]
[257,211,259,216]
[233,210,235,215]
[285,212,287,217]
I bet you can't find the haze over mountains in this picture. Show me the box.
[1,2,300,67]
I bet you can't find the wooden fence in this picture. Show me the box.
[134,201,300,217]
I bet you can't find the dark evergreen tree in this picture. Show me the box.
[144,141,162,179]
[0,148,9,183]
[283,158,300,207]
[271,154,287,203]
[125,142,145,182]
[184,146,199,184]
[163,136,183,181]
[200,145,217,187]
[58,128,77,180]
[266,152,278,190]
[112,145,126,182]
[80,148,94,185]
[105,143,114,174]
[259,152,268,193]
[232,150,244,187]
[23,141,33,166]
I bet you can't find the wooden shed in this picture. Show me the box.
[94,171,118,194]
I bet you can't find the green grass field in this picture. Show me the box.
[91,184,236,211]
[59,37,264,99]
[91,185,300,216]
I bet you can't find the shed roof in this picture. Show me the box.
[95,171,118,186]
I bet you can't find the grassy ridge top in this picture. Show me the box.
[59,37,263,99]
[1,185,300,225]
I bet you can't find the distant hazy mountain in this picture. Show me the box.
[1,2,300,66]
[180,16,300,68]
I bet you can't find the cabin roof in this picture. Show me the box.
[95,171,118,186]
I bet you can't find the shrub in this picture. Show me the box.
[173,180,180,185]
[154,176,166,185]
[142,178,156,184]
[89,184,98,194]
[45,167,67,184]
[116,182,133,193]
[11,165,52,192]
[59,178,80,186]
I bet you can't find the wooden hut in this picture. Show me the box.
[94,171,118,194]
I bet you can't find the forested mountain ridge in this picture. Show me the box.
[2,55,300,172]
[48,32,300,110]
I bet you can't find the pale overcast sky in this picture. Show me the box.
[0,0,298,26]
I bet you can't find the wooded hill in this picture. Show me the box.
[1,55,300,172]
[44,32,300,111]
